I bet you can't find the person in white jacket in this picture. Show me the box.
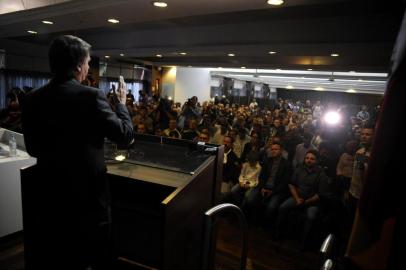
[228,152,261,207]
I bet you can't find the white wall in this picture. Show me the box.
[174,67,211,104]
[161,67,177,99]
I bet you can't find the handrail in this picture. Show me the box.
[202,203,248,270]
[319,234,335,269]
[320,259,333,270]
[320,234,335,255]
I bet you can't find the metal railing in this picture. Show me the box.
[320,259,334,270]
[202,203,248,270]
[319,234,335,270]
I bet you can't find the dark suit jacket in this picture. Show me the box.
[222,150,240,184]
[258,156,291,195]
[22,78,134,215]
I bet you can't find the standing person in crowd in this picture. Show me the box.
[312,100,324,120]
[179,96,201,128]
[348,125,375,221]
[356,105,370,124]
[336,140,358,201]
[21,35,134,269]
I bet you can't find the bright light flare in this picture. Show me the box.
[115,155,126,161]
[324,111,341,125]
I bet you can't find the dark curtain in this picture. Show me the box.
[0,70,50,109]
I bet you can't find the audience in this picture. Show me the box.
[1,85,381,255]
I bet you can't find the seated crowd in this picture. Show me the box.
[1,85,378,253]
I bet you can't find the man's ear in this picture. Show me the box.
[77,65,82,72]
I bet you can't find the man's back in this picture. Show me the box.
[23,79,133,173]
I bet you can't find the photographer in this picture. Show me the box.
[178,96,201,129]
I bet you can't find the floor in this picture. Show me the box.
[0,218,319,270]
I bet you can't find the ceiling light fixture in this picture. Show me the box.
[107,18,120,24]
[307,68,313,71]
[267,0,284,6]
[228,53,235,57]
[269,51,277,54]
[153,1,168,8]
[331,53,339,57]
[27,30,37,34]
[179,52,187,55]
[286,85,294,89]
[241,67,246,69]
[156,54,163,58]
[105,55,110,59]
[120,53,125,57]
[347,89,357,93]
[42,20,53,25]
[315,87,324,91]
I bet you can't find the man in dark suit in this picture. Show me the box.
[245,142,291,226]
[21,35,134,269]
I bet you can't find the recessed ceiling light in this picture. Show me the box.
[241,67,246,69]
[42,20,53,25]
[315,87,324,91]
[228,53,235,57]
[286,85,294,89]
[107,18,120,24]
[179,52,187,55]
[27,30,37,34]
[307,68,313,71]
[331,53,339,57]
[120,53,125,57]
[153,1,168,8]
[269,51,277,54]
[105,55,110,59]
[347,89,357,93]
[267,0,284,6]
[156,54,163,58]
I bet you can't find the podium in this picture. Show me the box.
[106,135,223,269]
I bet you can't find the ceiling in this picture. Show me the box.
[0,0,405,94]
